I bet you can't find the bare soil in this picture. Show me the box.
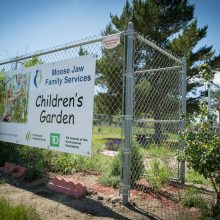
[0,172,154,220]
[0,172,214,220]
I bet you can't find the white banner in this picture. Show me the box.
[0,55,96,156]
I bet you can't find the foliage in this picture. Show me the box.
[0,70,5,115]
[19,147,54,170]
[23,56,43,68]
[25,161,44,181]
[0,144,55,180]
[0,143,21,166]
[101,0,214,116]
[51,153,78,174]
[94,36,124,116]
[0,197,41,220]
[199,64,215,82]
[186,169,211,186]
[145,144,176,159]
[183,104,220,217]
[146,159,171,190]
[105,138,122,151]
[100,144,145,187]
[180,188,209,215]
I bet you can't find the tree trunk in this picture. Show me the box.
[213,191,220,217]
[154,110,162,144]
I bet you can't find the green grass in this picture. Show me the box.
[0,124,181,185]
[0,197,41,220]
[145,144,177,159]
[185,169,211,187]
[180,188,210,216]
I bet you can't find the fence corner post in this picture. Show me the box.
[180,57,186,185]
[122,22,134,205]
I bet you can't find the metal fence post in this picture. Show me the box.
[15,61,18,70]
[122,22,134,205]
[208,81,211,112]
[180,57,186,184]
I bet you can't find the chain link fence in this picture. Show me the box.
[0,32,126,199]
[133,33,184,181]
[0,24,205,219]
[121,30,191,219]
[207,82,220,132]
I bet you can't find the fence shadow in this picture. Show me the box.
[125,203,159,220]
[0,174,153,220]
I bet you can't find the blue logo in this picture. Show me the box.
[34,70,42,88]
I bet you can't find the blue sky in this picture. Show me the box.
[0,0,219,60]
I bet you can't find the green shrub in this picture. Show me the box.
[186,169,210,186]
[99,173,120,188]
[130,146,145,186]
[183,104,220,217]
[25,161,44,181]
[181,188,209,216]
[0,143,20,166]
[100,145,144,187]
[51,153,78,174]
[146,159,171,190]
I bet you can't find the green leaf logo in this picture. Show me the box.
[26,131,32,141]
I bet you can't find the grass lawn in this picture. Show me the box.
[0,197,40,220]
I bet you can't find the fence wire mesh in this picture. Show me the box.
[0,29,205,219]
[208,82,220,131]
[0,32,125,199]
[125,34,193,219]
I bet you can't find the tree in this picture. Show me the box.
[98,0,214,143]
[183,104,220,218]
[210,54,220,70]
[95,24,124,117]
[23,56,43,68]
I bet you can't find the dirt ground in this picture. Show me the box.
[0,172,154,220]
[0,171,214,220]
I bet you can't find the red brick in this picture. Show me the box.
[47,176,87,199]
[0,162,26,177]
[1,162,16,173]
[11,166,27,178]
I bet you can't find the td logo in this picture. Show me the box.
[50,133,60,147]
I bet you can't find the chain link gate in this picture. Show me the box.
[207,82,220,132]
[0,23,189,219]
[120,23,190,219]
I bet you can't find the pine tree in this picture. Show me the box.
[102,0,214,113]
[96,0,214,143]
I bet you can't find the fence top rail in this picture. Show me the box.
[136,34,182,64]
[0,32,124,66]
[135,65,181,75]
[133,119,182,123]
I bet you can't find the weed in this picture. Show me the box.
[186,169,211,186]
[181,188,209,216]
[146,159,171,191]
[145,144,176,159]
[52,153,77,174]
[0,197,41,220]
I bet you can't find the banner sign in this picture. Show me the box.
[0,55,96,156]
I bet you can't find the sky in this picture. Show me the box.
[0,0,220,61]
